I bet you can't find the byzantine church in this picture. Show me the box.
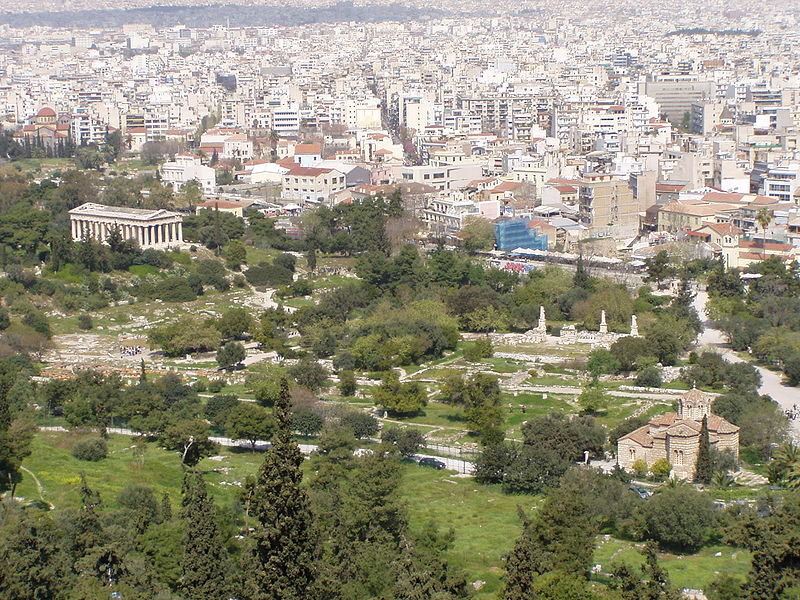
[617,387,739,480]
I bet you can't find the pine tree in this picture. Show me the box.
[179,471,231,600]
[695,415,712,484]
[246,376,316,600]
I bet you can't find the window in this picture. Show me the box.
[629,449,636,461]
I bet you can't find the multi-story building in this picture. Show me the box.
[281,166,346,204]
[578,173,640,239]
[161,155,216,194]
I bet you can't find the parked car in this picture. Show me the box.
[418,457,446,470]
[628,485,652,499]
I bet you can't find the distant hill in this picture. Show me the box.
[0,1,450,28]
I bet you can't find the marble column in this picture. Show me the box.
[177,222,183,243]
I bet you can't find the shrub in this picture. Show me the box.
[77,313,94,330]
[463,337,493,361]
[245,263,293,287]
[207,379,225,393]
[636,365,662,388]
[273,253,296,272]
[631,459,649,476]
[22,311,52,338]
[72,438,108,461]
[650,458,672,480]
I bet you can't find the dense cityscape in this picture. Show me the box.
[0,1,799,599]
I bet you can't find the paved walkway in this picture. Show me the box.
[693,289,799,441]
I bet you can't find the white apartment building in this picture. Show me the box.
[762,164,800,203]
[281,166,346,204]
[161,155,216,194]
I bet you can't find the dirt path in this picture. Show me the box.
[20,466,55,509]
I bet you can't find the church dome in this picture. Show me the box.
[36,107,56,118]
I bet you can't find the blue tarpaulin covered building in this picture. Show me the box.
[495,219,549,251]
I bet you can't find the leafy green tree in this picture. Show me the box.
[578,381,610,414]
[180,471,231,600]
[695,415,712,484]
[306,247,317,272]
[636,365,662,388]
[291,405,324,436]
[650,458,672,480]
[22,310,52,338]
[223,240,247,270]
[474,442,516,484]
[382,426,425,456]
[203,394,239,430]
[372,371,428,416]
[503,481,597,599]
[216,341,246,369]
[340,410,379,439]
[640,486,714,552]
[0,510,71,600]
[216,308,253,340]
[462,373,504,442]
[463,337,493,361]
[460,217,496,254]
[249,365,290,407]
[225,403,274,449]
[148,316,222,356]
[587,348,621,376]
[288,358,329,392]
[644,250,673,287]
[707,574,744,600]
[244,377,317,600]
[160,419,216,467]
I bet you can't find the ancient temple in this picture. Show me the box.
[68,202,184,250]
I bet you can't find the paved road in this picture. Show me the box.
[693,289,799,440]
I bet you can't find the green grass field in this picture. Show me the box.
[16,430,755,599]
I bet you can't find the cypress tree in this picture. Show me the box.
[75,474,103,556]
[179,470,231,600]
[246,376,316,600]
[503,518,534,600]
[695,415,712,484]
[161,492,172,522]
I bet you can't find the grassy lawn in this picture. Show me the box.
[592,537,751,591]
[479,357,529,373]
[526,374,578,387]
[400,466,533,598]
[11,157,76,174]
[397,402,468,429]
[16,431,265,510]
[17,431,755,598]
